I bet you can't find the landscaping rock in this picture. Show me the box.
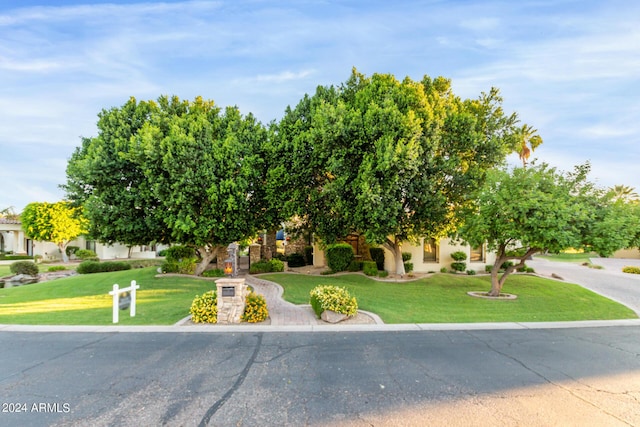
[321,309,349,323]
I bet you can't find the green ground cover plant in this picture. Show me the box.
[260,273,637,324]
[0,267,218,325]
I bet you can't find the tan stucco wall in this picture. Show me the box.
[313,238,495,272]
[383,239,495,273]
[612,248,640,259]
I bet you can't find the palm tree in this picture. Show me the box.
[514,124,543,167]
[610,185,639,202]
[0,206,19,220]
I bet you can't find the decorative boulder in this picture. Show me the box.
[321,309,349,324]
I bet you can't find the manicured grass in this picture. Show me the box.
[260,272,638,324]
[535,252,599,264]
[0,267,217,325]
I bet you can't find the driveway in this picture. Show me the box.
[528,257,640,316]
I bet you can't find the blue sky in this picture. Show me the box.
[1,0,639,212]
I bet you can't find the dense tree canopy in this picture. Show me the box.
[21,201,87,262]
[457,162,634,296]
[64,98,168,254]
[65,96,272,275]
[269,69,520,274]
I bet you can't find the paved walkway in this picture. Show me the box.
[244,275,319,326]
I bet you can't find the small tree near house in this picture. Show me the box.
[21,201,88,263]
[458,163,620,297]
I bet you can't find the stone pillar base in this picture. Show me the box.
[216,278,248,324]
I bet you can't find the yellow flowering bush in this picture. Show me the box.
[190,290,217,323]
[622,266,640,274]
[242,291,269,323]
[309,285,358,318]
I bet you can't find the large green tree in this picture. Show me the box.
[64,97,168,255]
[66,96,272,275]
[21,201,88,263]
[457,163,630,296]
[269,69,518,274]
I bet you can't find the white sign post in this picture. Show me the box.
[109,280,140,324]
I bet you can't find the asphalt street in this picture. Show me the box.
[1,327,639,426]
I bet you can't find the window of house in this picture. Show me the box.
[423,238,439,263]
[86,240,96,252]
[470,245,484,262]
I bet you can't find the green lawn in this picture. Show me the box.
[260,272,637,324]
[534,252,599,264]
[0,267,217,325]
[1,268,636,325]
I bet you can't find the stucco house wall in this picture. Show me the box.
[384,238,496,273]
[613,248,640,259]
[313,237,495,273]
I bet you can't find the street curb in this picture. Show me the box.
[1,319,639,333]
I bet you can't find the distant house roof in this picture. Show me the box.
[0,218,21,224]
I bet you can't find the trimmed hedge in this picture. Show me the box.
[0,254,34,260]
[326,243,354,272]
[363,261,378,276]
[369,248,385,271]
[77,261,132,274]
[287,253,306,268]
[249,258,285,274]
[348,260,364,272]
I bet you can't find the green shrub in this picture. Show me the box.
[77,261,132,274]
[75,249,98,260]
[65,246,80,257]
[369,247,385,271]
[273,252,287,261]
[190,290,217,323]
[309,285,358,318]
[242,291,269,323]
[162,257,197,275]
[622,266,640,274]
[0,254,34,260]
[48,266,67,272]
[378,270,389,278]
[404,262,414,273]
[304,246,314,265]
[286,253,306,268]
[501,260,514,269]
[347,260,364,272]
[326,243,354,272]
[466,269,476,275]
[363,261,378,276]
[10,261,39,276]
[440,267,448,273]
[485,265,493,273]
[450,251,467,261]
[165,245,196,262]
[269,258,285,272]
[451,261,466,272]
[402,252,412,262]
[202,268,225,278]
[123,259,163,269]
[157,249,168,257]
[249,259,284,274]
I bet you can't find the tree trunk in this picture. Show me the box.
[59,243,69,263]
[195,246,218,276]
[488,247,541,296]
[383,237,405,276]
[488,259,503,296]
